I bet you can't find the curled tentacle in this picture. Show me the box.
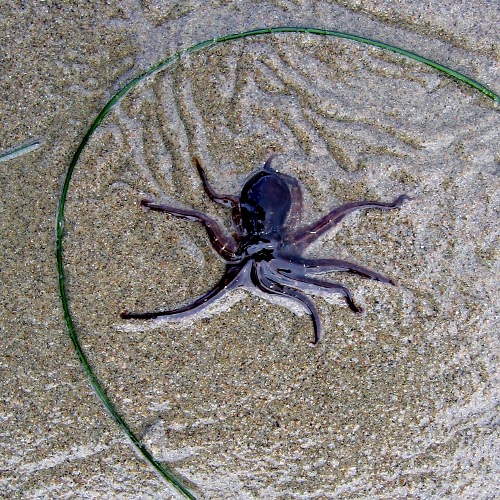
[266,259,362,313]
[193,158,243,238]
[253,261,324,345]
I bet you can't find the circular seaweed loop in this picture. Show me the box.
[56,26,499,499]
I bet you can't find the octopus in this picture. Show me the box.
[121,157,411,345]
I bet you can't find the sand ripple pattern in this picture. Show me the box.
[64,34,499,498]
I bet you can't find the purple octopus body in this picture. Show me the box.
[121,157,411,345]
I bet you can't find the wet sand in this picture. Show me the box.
[1,1,499,498]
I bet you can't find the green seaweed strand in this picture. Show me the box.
[55,59,197,500]
[0,139,41,162]
[56,26,499,500]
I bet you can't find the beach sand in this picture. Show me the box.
[1,1,498,498]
